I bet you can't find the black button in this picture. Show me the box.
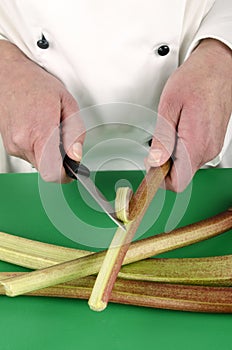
[148,139,152,147]
[37,34,49,49]
[157,45,170,56]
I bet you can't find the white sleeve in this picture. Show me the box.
[186,0,232,54]
[0,35,7,41]
[0,23,8,41]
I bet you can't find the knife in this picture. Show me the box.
[63,154,126,231]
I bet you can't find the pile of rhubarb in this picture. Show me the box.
[0,162,231,313]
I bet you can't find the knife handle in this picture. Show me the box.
[63,154,90,178]
[59,142,90,178]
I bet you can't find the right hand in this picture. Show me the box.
[0,40,85,182]
[145,39,232,192]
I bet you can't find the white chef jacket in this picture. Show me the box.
[0,0,231,173]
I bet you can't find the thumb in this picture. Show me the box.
[60,90,86,162]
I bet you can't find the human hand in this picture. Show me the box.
[0,40,85,182]
[146,39,232,192]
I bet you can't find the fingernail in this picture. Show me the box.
[144,160,151,173]
[72,142,82,161]
[148,149,162,165]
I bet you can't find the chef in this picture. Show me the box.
[0,0,231,192]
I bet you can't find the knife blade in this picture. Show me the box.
[63,155,126,231]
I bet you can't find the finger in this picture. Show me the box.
[18,150,36,168]
[146,96,182,168]
[37,91,85,183]
[60,91,86,162]
[3,138,34,166]
[164,136,194,192]
[34,121,69,183]
[1,127,52,173]
[29,98,69,183]
[164,107,205,192]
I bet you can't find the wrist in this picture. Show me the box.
[197,38,232,60]
[0,40,28,63]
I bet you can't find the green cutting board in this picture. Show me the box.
[0,168,231,350]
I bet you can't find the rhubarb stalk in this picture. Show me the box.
[119,255,232,286]
[0,208,232,297]
[0,273,231,313]
[88,161,171,311]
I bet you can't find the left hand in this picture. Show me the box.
[146,38,232,192]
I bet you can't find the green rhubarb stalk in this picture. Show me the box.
[1,209,231,271]
[88,223,133,311]
[0,231,91,269]
[88,161,171,311]
[0,273,231,314]
[0,208,232,297]
[0,252,231,287]
[119,255,232,286]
